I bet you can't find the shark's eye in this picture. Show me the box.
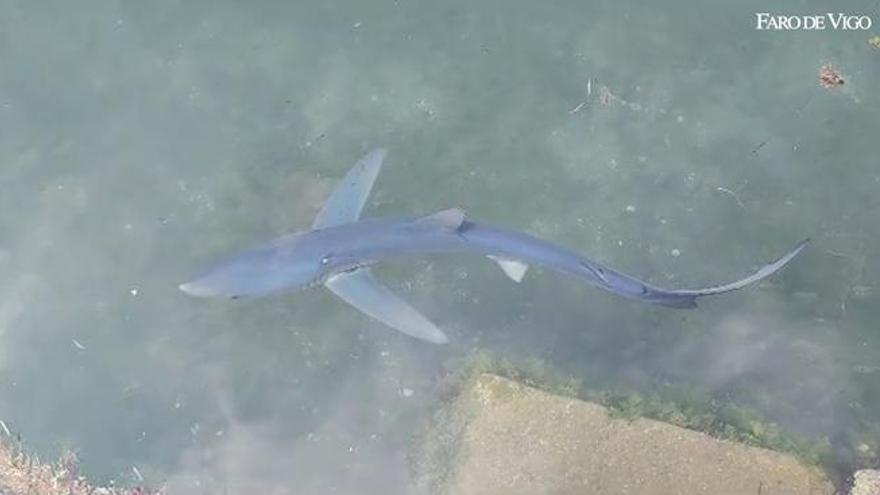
[321,255,331,265]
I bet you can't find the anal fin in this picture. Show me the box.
[488,255,529,283]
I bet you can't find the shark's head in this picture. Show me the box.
[179,232,332,298]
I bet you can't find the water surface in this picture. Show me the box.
[1,1,878,493]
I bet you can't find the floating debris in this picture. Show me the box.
[71,339,86,350]
[851,285,873,300]
[568,78,593,114]
[853,365,880,374]
[0,420,10,436]
[818,64,845,89]
[869,36,880,48]
[670,248,681,257]
[599,85,615,106]
[751,140,767,155]
[715,186,744,207]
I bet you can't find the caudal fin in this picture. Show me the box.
[646,238,810,308]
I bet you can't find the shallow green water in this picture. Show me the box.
[1,1,878,493]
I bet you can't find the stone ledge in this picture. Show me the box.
[421,373,834,495]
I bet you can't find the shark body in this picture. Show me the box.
[180,149,808,344]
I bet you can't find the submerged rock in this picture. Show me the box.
[851,470,880,495]
[0,439,162,495]
[418,373,833,495]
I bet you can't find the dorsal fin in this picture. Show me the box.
[312,149,387,229]
[413,208,466,231]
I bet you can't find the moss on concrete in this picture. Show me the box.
[415,352,838,493]
[416,371,834,495]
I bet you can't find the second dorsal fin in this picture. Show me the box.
[413,208,466,231]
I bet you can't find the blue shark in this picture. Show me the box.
[180,149,809,344]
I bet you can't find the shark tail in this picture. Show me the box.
[645,238,810,308]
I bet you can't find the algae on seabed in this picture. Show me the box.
[0,436,162,495]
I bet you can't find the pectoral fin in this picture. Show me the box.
[312,148,387,229]
[324,268,449,344]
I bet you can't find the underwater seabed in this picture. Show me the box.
[1,1,879,494]
[2,351,878,494]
